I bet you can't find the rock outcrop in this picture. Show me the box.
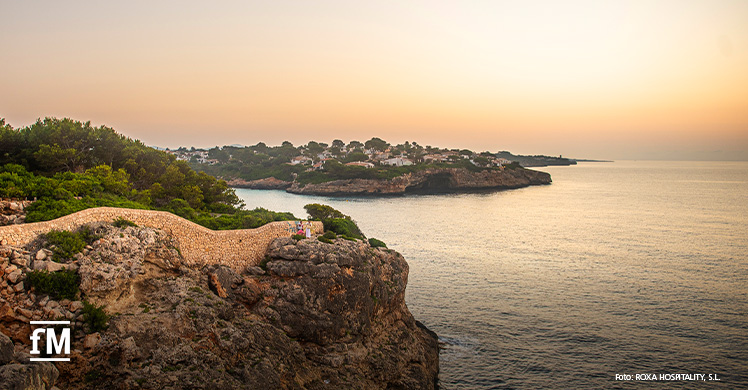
[0,222,439,389]
[287,167,551,196]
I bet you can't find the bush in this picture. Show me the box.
[45,227,99,262]
[323,218,365,240]
[303,204,347,221]
[368,238,387,248]
[318,236,333,244]
[112,217,137,228]
[26,269,79,300]
[44,230,86,262]
[291,234,305,241]
[322,231,337,240]
[77,226,100,244]
[81,301,109,333]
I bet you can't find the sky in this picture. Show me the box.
[1,0,747,160]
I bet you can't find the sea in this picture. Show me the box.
[234,161,748,389]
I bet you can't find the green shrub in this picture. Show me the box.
[81,301,109,333]
[368,238,387,248]
[323,218,365,240]
[322,231,337,240]
[45,230,86,262]
[258,257,270,271]
[303,204,347,221]
[318,236,333,244]
[44,227,100,262]
[112,217,137,228]
[77,226,100,244]
[291,234,305,241]
[26,269,79,300]
[340,235,357,241]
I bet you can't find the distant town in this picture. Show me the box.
[163,138,575,173]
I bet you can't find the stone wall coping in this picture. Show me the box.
[0,207,323,269]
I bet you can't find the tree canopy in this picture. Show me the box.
[0,117,296,229]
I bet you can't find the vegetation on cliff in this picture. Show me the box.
[179,137,523,186]
[0,216,438,389]
[0,117,295,228]
[304,203,366,240]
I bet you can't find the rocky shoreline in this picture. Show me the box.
[229,167,551,196]
[0,222,439,389]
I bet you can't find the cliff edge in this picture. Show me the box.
[0,222,439,389]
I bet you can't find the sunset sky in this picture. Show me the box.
[2,1,747,160]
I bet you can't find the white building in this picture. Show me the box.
[382,157,413,167]
[345,161,375,168]
[289,156,312,165]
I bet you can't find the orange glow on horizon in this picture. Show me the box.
[1,1,747,160]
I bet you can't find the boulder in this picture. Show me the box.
[68,301,84,313]
[6,270,22,284]
[83,333,101,349]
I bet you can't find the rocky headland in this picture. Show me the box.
[231,167,551,196]
[0,222,438,389]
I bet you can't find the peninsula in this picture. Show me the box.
[173,138,553,195]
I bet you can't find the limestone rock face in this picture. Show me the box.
[1,224,439,389]
[0,332,59,390]
[0,332,13,365]
[261,237,440,388]
[287,167,552,195]
[0,362,59,390]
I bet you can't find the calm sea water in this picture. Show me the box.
[234,161,748,389]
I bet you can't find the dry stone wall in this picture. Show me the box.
[0,207,323,269]
[0,199,33,226]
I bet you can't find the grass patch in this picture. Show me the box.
[161,365,178,372]
[259,256,270,271]
[112,217,137,228]
[84,369,103,383]
[81,301,109,333]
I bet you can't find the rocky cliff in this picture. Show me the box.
[287,167,551,196]
[0,222,438,389]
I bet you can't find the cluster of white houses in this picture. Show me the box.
[164,149,221,165]
[165,144,512,171]
[289,148,511,171]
